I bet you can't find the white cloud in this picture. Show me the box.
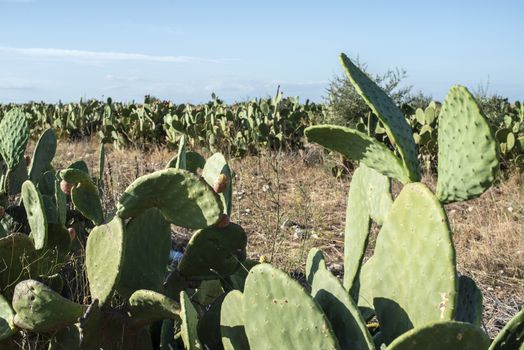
[0,46,236,64]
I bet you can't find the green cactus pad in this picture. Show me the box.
[128,289,181,326]
[343,164,392,298]
[0,234,36,296]
[358,183,457,344]
[85,217,125,306]
[0,108,29,170]
[180,291,201,350]
[117,208,171,299]
[305,125,411,184]
[203,153,233,215]
[0,294,15,341]
[455,275,483,326]
[55,180,67,226]
[60,168,104,225]
[29,129,57,184]
[193,280,224,305]
[46,223,71,261]
[224,259,258,292]
[21,180,48,250]
[387,321,489,350]
[221,290,249,350]
[197,294,226,350]
[166,151,206,174]
[178,222,247,280]
[117,168,223,229]
[37,171,56,196]
[12,279,85,332]
[175,134,187,169]
[42,195,59,224]
[489,308,524,350]
[243,263,340,350]
[339,53,420,181]
[306,248,374,350]
[436,86,499,203]
[8,155,27,195]
[67,160,89,174]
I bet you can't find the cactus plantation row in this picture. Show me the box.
[0,53,522,349]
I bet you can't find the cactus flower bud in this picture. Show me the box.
[67,227,76,240]
[60,180,75,195]
[213,174,229,193]
[216,213,230,228]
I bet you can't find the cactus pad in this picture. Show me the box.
[339,53,420,181]
[0,234,36,296]
[489,308,524,350]
[306,248,374,350]
[243,263,340,350]
[0,294,15,340]
[305,125,411,184]
[221,290,249,350]
[387,321,489,350]
[12,279,85,332]
[60,168,104,225]
[343,165,392,297]
[128,289,181,326]
[117,168,223,229]
[180,291,201,350]
[117,208,171,298]
[29,129,57,184]
[178,222,247,280]
[197,294,226,350]
[436,86,499,203]
[86,217,125,305]
[359,183,457,343]
[455,275,483,326]
[21,181,48,250]
[0,108,29,170]
[203,153,233,214]
[48,325,80,350]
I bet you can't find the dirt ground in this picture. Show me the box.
[51,138,524,338]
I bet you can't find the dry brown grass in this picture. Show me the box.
[52,139,524,337]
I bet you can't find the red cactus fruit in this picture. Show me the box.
[60,180,75,195]
[213,174,229,193]
[216,214,230,228]
[67,227,76,240]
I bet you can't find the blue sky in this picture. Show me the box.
[0,0,522,103]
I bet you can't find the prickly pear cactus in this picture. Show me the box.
[197,294,226,350]
[0,234,36,297]
[60,168,104,225]
[21,180,48,250]
[28,128,57,184]
[178,222,247,280]
[12,279,85,332]
[128,289,181,326]
[305,125,411,183]
[180,291,201,350]
[85,216,125,305]
[306,248,374,350]
[436,86,499,203]
[489,308,524,350]
[0,108,29,171]
[221,290,249,350]
[0,294,15,341]
[243,263,340,350]
[117,208,171,299]
[387,321,489,350]
[117,168,223,229]
[358,183,457,344]
[339,53,420,182]
[343,164,391,298]
[202,153,233,215]
[455,275,483,326]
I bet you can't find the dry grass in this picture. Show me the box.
[51,139,524,338]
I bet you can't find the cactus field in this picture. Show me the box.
[0,54,523,349]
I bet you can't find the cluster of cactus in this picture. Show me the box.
[494,103,524,168]
[0,122,249,348]
[214,52,518,349]
[0,92,324,156]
